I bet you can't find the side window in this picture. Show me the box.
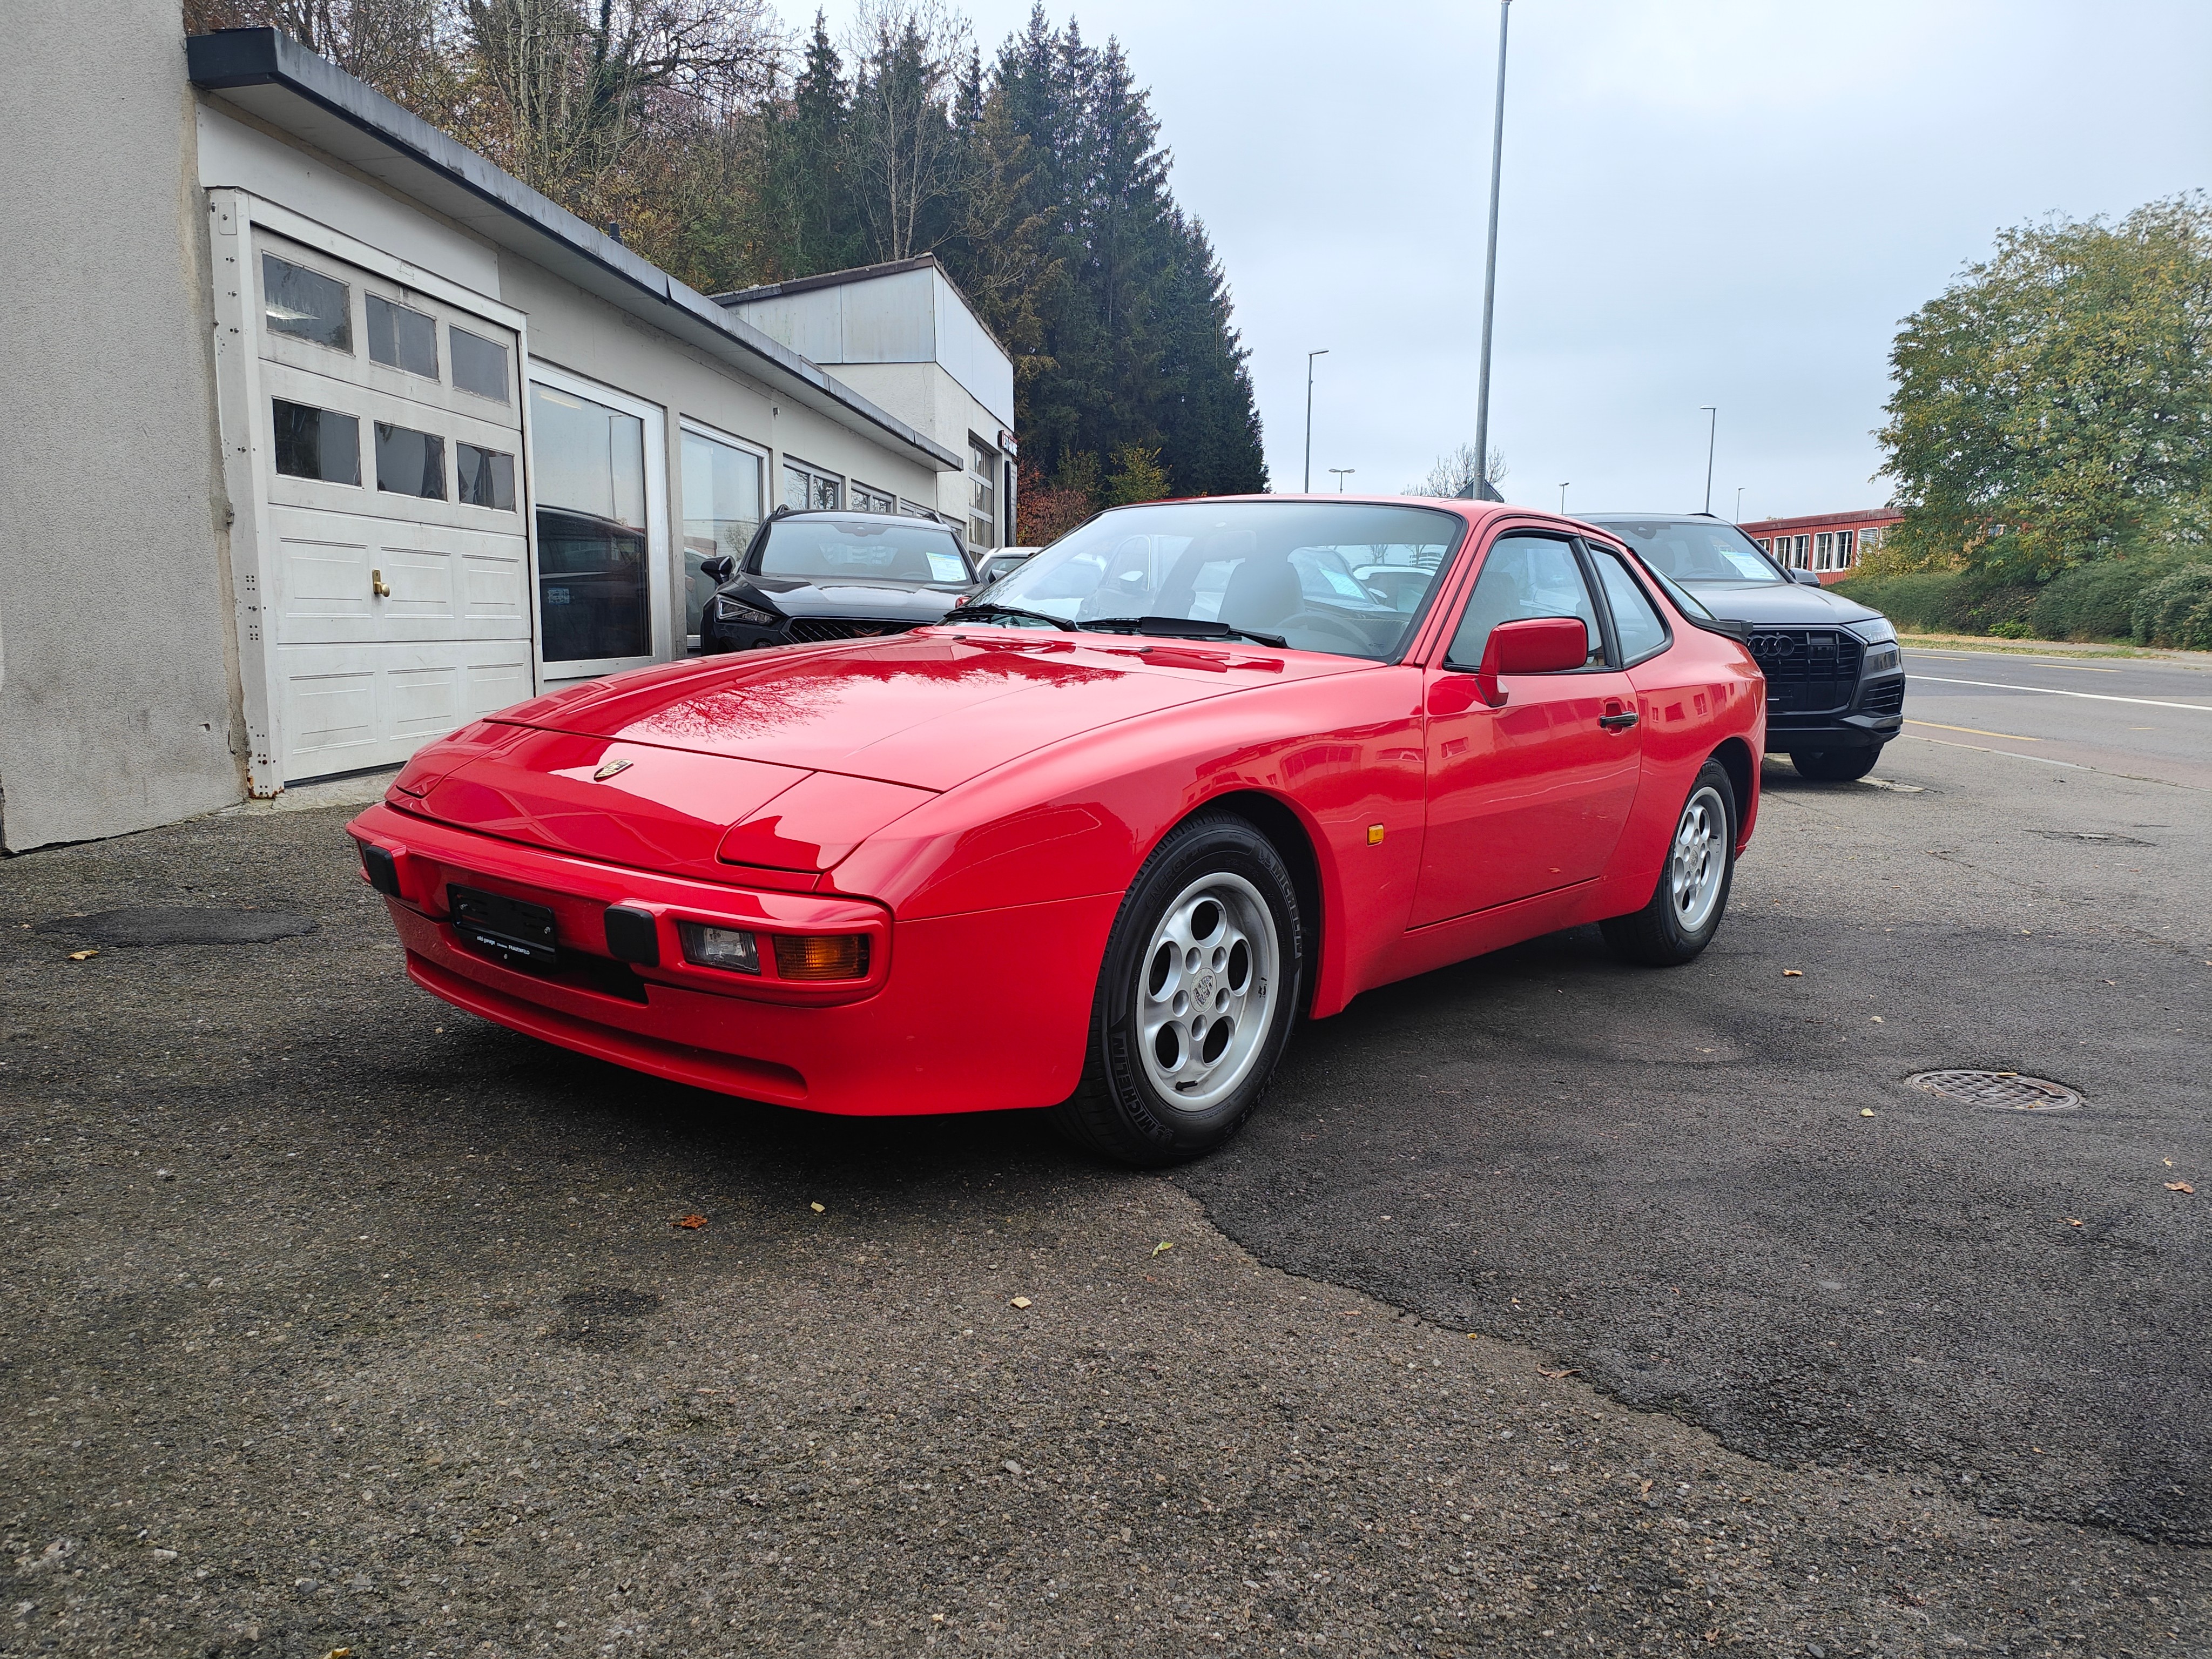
[1446,534,1601,667]
[1589,547,1670,662]
[366,294,439,379]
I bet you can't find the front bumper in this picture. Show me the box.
[1762,671,1904,753]
[346,802,1115,1116]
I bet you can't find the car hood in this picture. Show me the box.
[483,629,1361,794]
[1679,582,1883,629]
[732,575,969,621]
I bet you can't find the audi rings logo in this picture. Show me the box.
[1747,632,1799,659]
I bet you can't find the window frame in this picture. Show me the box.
[781,455,844,513]
[679,416,770,650]
[259,248,354,354]
[364,291,441,382]
[1580,537,1675,667]
[1439,528,1619,675]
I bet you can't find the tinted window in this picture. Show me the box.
[1447,535,1601,667]
[450,327,510,401]
[531,383,650,663]
[455,442,516,510]
[1590,547,1670,660]
[366,294,438,378]
[261,253,350,350]
[756,518,970,584]
[374,422,446,499]
[987,500,1459,660]
[271,399,359,485]
[1597,519,1782,584]
[682,429,764,637]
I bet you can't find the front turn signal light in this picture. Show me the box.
[677,922,760,974]
[771,933,869,981]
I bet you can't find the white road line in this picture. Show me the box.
[1904,673,2212,713]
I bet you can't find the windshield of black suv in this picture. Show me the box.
[976,500,1465,659]
[1592,518,1788,586]
[752,517,973,585]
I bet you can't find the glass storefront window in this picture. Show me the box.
[531,382,650,663]
[782,458,842,512]
[681,428,764,640]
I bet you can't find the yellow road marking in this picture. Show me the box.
[1905,718,2041,742]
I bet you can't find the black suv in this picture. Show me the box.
[698,509,977,652]
[1582,514,1905,780]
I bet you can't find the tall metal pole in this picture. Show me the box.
[1558,482,1568,513]
[1304,349,1328,493]
[1700,406,1718,515]
[1735,485,1744,523]
[1330,468,1355,491]
[1471,0,1513,499]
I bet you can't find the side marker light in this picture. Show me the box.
[1367,824,1385,845]
[772,934,869,981]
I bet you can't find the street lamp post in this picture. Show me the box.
[1735,486,1744,523]
[1471,0,1513,502]
[1329,468,1355,492]
[1558,482,1569,514]
[1700,406,1718,515]
[1303,349,1330,493]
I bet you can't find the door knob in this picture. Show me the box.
[371,568,392,598]
[1598,703,1638,730]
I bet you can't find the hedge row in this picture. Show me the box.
[1831,551,2212,646]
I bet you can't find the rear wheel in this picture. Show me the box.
[1790,745,1881,781]
[1601,760,1737,967]
[1051,813,1304,1166]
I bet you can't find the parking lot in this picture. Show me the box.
[4,646,2208,1656]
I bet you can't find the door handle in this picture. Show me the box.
[1598,709,1639,730]
[371,568,392,599]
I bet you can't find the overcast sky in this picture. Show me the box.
[828,0,2211,520]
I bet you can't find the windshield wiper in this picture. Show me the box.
[1081,616,1290,649]
[943,601,1076,631]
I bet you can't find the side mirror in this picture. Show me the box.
[1472,616,1589,706]
[1789,568,1822,587]
[698,554,734,583]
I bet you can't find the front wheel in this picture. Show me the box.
[1601,760,1737,967]
[1051,813,1305,1166]
[1790,745,1881,781]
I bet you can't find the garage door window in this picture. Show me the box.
[262,253,350,351]
[271,399,360,485]
[451,327,510,403]
[366,294,439,380]
[375,421,447,499]
[532,383,650,663]
[456,441,517,511]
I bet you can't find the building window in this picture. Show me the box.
[851,482,895,514]
[450,328,510,403]
[898,498,934,518]
[967,437,999,549]
[1754,537,1770,555]
[1792,534,1810,568]
[261,252,350,350]
[531,382,650,663]
[271,399,360,485]
[1815,531,1836,570]
[1838,529,1857,566]
[682,427,765,640]
[783,457,842,511]
[374,421,446,499]
[366,294,439,379]
[455,442,516,510]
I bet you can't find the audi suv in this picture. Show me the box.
[1582,514,1904,780]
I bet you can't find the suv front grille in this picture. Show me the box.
[1745,628,1864,716]
[1859,680,1905,718]
[787,618,922,644]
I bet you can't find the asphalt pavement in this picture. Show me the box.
[4,643,2209,1656]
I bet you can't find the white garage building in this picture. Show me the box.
[0,11,1014,853]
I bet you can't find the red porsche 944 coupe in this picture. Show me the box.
[348,498,1763,1164]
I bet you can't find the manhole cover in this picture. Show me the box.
[1907,1069,2083,1111]
[37,907,318,947]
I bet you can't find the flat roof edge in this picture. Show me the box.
[185,29,961,474]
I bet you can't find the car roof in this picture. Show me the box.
[1577,512,1721,523]
[771,510,958,532]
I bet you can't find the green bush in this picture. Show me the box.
[1831,569,1972,632]
[2029,550,2196,640]
[2132,562,2212,648]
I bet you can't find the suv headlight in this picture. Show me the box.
[713,595,776,627]
[1847,617,1897,645]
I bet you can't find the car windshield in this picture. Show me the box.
[754,517,973,585]
[1593,519,1786,585]
[977,500,1464,659]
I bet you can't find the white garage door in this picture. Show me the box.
[252,229,533,782]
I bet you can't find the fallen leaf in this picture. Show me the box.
[1536,1366,1578,1379]
[672,1214,706,1230]
[324,1650,355,1659]
[2166,1159,2175,1167]
[1782,968,1803,977]
[1151,1240,1175,1255]
[1010,1297,1032,1309]
[2167,1182,2195,1195]
[810,1202,825,1213]
[68,949,98,962]
[1870,1015,1884,1023]
[2067,1218,2083,1227]
[1859,1108,1877,1117]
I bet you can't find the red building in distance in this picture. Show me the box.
[1739,508,1902,585]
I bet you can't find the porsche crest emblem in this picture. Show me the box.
[593,758,632,781]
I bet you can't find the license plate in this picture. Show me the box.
[448,885,559,970]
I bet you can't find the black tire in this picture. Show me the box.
[1050,812,1305,1167]
[1790,745,1881,782]
[1600,759,1738,968]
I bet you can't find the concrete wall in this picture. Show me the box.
[828,362,1006,528]
[0,0,241,852]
